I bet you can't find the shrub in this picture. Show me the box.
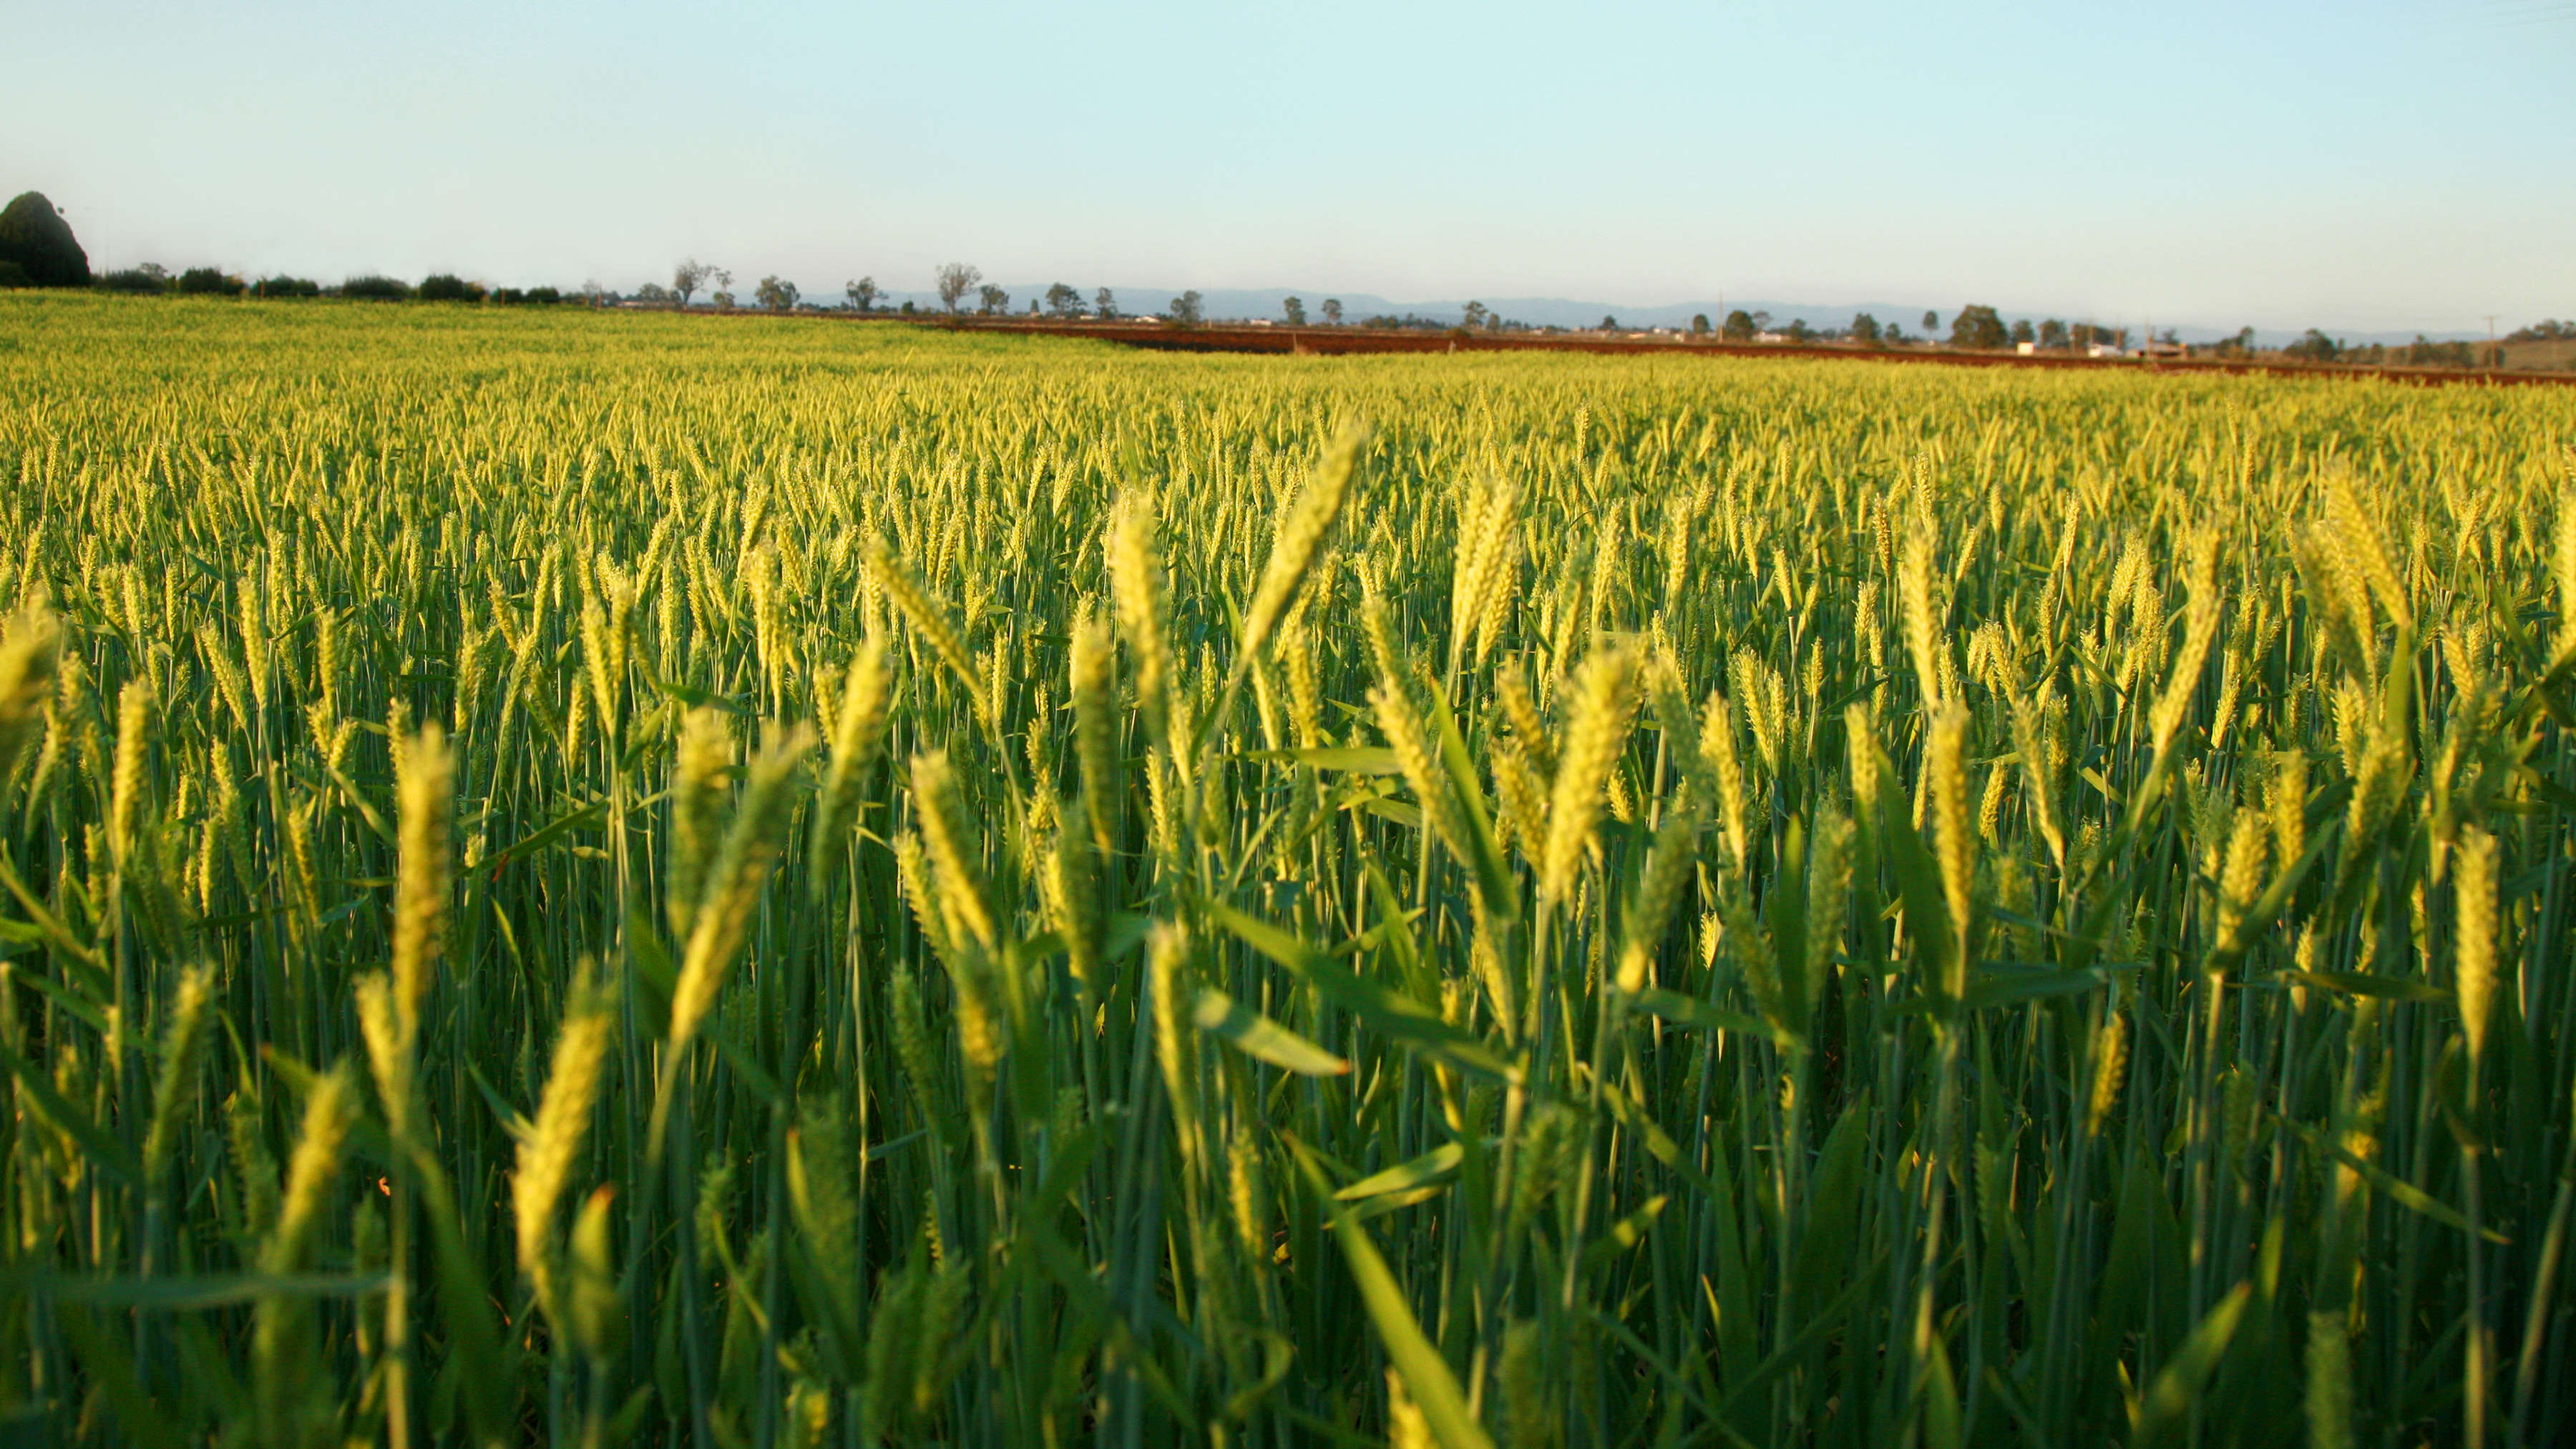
[527,286,562,305]
[492,288,529,306]
[97,268,170,294]
[252,275,321,298]
[178,268,244,296]
[417,273,483,303]
[340,275,411,301]
[2283,328,2341,364]
[0,192,89,287]
[2397,336,2474,369]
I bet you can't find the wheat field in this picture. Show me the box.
[1,293,2572,1448]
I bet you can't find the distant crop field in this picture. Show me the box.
[1,293,2572,1448]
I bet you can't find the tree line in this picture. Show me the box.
[9,190,2563,366]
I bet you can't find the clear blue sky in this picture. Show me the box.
[6,0,2570,333]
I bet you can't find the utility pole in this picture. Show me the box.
[2484,314,2500,368]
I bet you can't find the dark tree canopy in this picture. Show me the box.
[2284,329,2341,364]
[0,192,90,288]
[1948,304,2010,351]
[419,273,482,303]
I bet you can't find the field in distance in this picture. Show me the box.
[1,293,2571,1448]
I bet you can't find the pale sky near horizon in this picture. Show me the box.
[5,0,2570,333]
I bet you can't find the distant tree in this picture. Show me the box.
[1785,318,1814,343]
[1463,301,1488,329]
[710,270,735,308]
[98,268,168,293]
[1921,310,1940,335]
[177,267,244,296]
[0,261,28,289]
[1750,311,1772,333]
[977,283,1009,316]
[1692,313,1711,336]
[900,300,918,315]
[2037,318,2069,350]
[2399,336,2474,369]
[1600,315,1618,331]
[755,275,799,311]
[1096,287,1119,320]
[1948,305,2009,350]
[527,286,562,304]
[1282,295,1306,326]
[493,288,529,305]
[1321,298,1342,325]
[673,258,715,307]
[2009,318,2035,346]
[1045,282,1083,318]
[251,275,320,298]
[937,263,980,313]
[0,192,89,287]
[1850,312,1882,346]
[1722,310,1755,341]
[2505,319,2574,341]
[1167,290,1204,326]
[635,282,676,304]
[1029,299,1041,316]
[847,276,879,312]
[419,273,484,303]
[341,275,411,301]
[2283,329,2341,364]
